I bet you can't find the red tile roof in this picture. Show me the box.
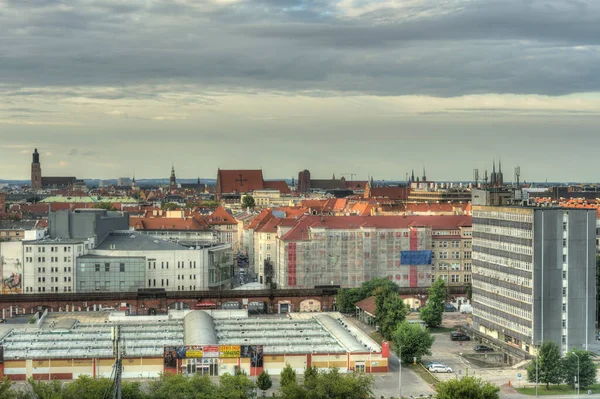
[263,180,291,194]
[208,206,237,225]
[355,296,376,315]
[246,209,274,230]
[256,217,299,233]
[281,215,472,241]
[275,206,309,219]
[217,169,264,194]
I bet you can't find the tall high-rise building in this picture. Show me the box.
[31,149,42,190]
[472,205,596,356]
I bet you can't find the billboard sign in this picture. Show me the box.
[241,345,264,367]
[219,345,241,358]
[164,346,177,368]
[400,250,432,265]
[203,345,219,358]
[186,346,203,358]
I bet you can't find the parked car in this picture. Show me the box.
[450,332,470,341]
[473,345,494,353]
[425,362,443,369]
[444,304,457,312]
[428,364,453,373]
[0,318,7,323]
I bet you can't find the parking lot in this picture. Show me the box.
[421,313,527,387]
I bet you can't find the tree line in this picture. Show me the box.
[0,365,503,399]
[526,341,596,390]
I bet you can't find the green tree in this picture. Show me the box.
[26,378,64,399]
[420,278,446,328]
[335,277,399,314]
[161,202,180,211]
[435,376,500,399]
[93,202,116,211]
[393,321,435,364]
[302,366,319,392]
[335,288,363,313]
[308,367,373,399]
[256,370,272,397]
[218,372,256,399]
[561,349,596,389]
[147,373,219,399]
[526,341,562,389]
[465,282,473,301]
[242,195,256,209]
[0,377,17,399]
[279,364,305,399]
[280,364,297,388]
[374,285,409,341]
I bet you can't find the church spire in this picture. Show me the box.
[169,164,176,189]
[411,169,415,182]
[422,165,427,182]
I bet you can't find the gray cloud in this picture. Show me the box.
[67,148,95,156]
[1,0,599,97]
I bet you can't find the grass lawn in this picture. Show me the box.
[516,384,600,395]
[408,364,439,386]
[428,326,456,333]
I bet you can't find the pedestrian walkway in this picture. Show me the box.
[345,315,436,399]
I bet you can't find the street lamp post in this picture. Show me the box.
[399,346,402,399]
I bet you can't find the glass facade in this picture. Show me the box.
[76,256,146,292]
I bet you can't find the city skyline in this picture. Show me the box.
[2,0,600,181]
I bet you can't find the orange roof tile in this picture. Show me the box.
[282,215,472,241]
[207,205,237,225]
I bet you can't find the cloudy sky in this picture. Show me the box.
[1,0,600,182]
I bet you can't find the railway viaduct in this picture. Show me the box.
[0,286,466,318]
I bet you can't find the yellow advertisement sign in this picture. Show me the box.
[219,345,241,358]
[186,349,203,358]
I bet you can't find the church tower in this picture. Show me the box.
[31,148,42,190]
[490,160,497,186]
[169,165,177,189]
[497,159,504,186]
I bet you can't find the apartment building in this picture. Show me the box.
[22,239,90,294]
[472,205,596,355]
[276,215,471,289]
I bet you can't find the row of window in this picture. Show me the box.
[473,266,532,288]
[148,278,170,287]
[472,280,532,303]
[148,261,198,270]
[435,274,471,283]
[177,275,197,280]
[38,276,72,283]
[472,251,533,272]
[473,237,533,256]
[36,267,73,273]
[473,224,533,239]
[473,308,532,337]
[473,210,533,223]
[473,293,532,320]
[94,263,126,272]
[26,246,75,253]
